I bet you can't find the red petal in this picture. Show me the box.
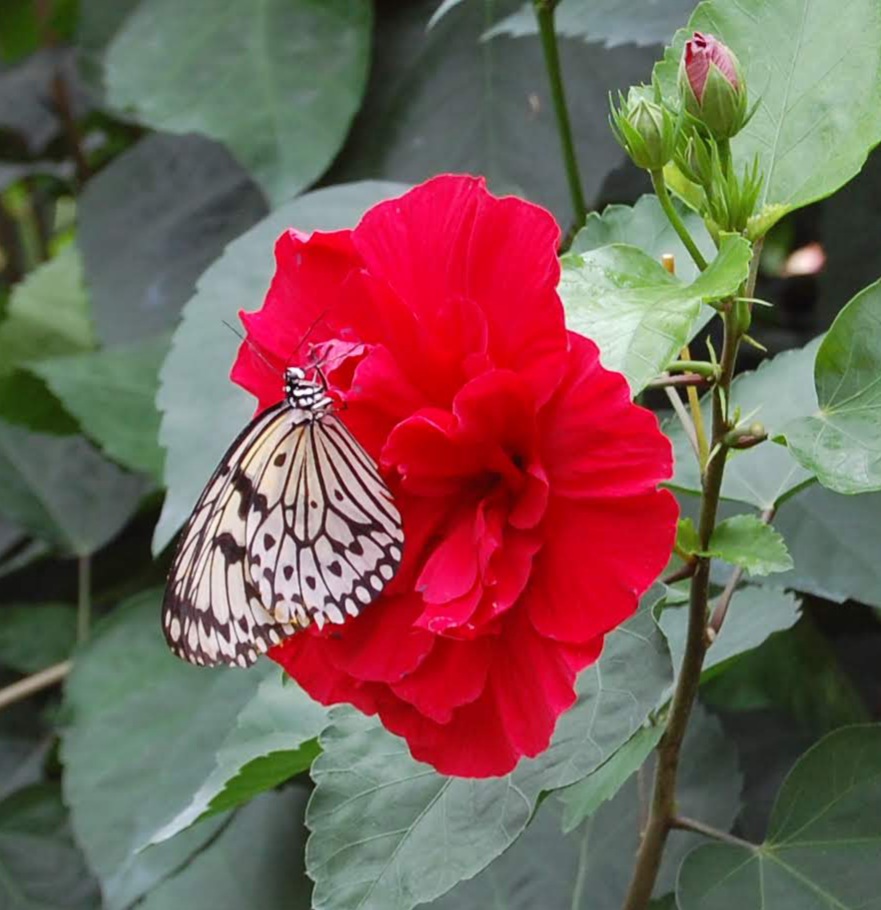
[320,591,433,683]
[541,333,674,499]
[352,175,567,403]
[390,636,492,723]
[526,492,678,643]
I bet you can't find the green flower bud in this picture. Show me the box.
[609,85,680,172]
[679,32,749,140]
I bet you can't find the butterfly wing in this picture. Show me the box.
[247,413,404,628]
[162,403,301,667]
[163,406,404,668]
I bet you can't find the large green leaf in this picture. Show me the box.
[139,789,312,910]
[146,671,326,845]
[572,194,716,285]
[558,722,664,833]
[677,724,881,910]
[484,0,698,47]
[30,336,170,481]
[702,617,871,734]
[0,245,95,370]
[153,180,408,553]
[659,585,801,681]
[667,339,821,509]
[104,0,373,204]
[430,704,739,909]
[559,235,751,393]
[782,281,881,494]
[61,590,321,909]
[654,0,881,218]
[332,0,658,224]
[773,485,881,608]
[78,133,267,345]
[0,603,77,673]
[0,784,100,910]
[306,606,672,910]
[0,419,147,556]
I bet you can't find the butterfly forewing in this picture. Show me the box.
[163,392,403,668]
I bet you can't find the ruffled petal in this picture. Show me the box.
[526,491,678,643]
[540,333,674,498]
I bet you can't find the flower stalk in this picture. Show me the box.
[620,221,761,905]
[533,0,588,228]
[650,169,708,271]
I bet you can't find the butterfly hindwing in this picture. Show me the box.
[163,398,404,668]
[246,414,404,628]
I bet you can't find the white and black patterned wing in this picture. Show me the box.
[162,403,302,668]
[247,413,404,628]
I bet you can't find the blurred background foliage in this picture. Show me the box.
[0,1,879,908]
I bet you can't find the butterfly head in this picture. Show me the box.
[284,365,333,414]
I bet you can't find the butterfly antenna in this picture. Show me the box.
[286,306,335,368]
[221,320,278,374]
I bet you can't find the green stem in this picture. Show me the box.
[77,555,91,642]
[620,306,743,910]
[650,170,708,272]
[718,138,732,180]
[666,359,719,379]
[533,0,587,229]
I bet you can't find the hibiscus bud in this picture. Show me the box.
[679,32,748,140]
[609,85,679,172]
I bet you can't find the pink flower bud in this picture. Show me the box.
[683,32,739,101]
[678,32,748,140]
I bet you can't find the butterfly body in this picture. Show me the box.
[163,366,403,668]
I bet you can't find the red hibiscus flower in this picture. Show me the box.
[231,175,677,777]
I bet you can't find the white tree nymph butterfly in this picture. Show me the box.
[162,366,404,668]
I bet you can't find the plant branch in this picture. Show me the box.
[51,72,90,184]
[0,661,72,712]
[649,373,711,390]
[77,555,92,642]
[663,386,699,459]
[650,170,708,271]
[534,0,587,228]
[662,561,696,585]
[621,307,742,910]
[666,360,719,379]
[669,816,756,850]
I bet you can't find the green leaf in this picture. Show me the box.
[333,0,659,224]
[0,419,148,556]
[774,485,881,608]
[677,517,702,555]
[782,281,881,494]
[61,590,321,909]
[0,370,79,435]
[572,194,716,285]
[139,789,312,910]
[0,784,100,910]
[30,336,170,480]
[706,515,793,576]
[484,0,698,48]
[559,234,750,393]
[431,704,740,909]
[78,133,267,346]
[306,605,672,910]
[0,245,95,370]
[702,617,871,733]
[0,603,77,673]
[558,723,664,834]
[660,585,801,681]
[654,0,881,220]
[104,0,373,204]
[146,671,326,845]
[677,724,881,910]
[154,180,408,553]
[667,339,821,509]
